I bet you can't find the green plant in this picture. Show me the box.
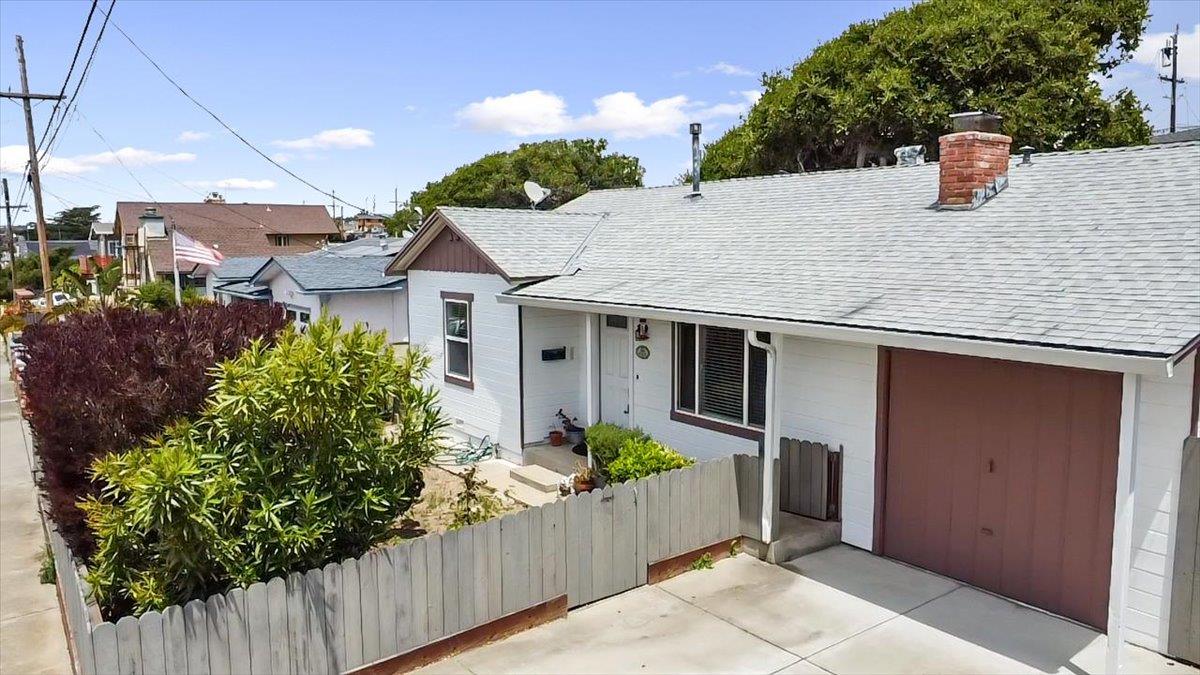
[22,303,288,556]
[689,553,714,571]
[181,287,210,306]
[606,438,694,483]
[729,539,741,558]
[584,423,647,469]
[134,281,177,310]
[39,545,56,585]
[449,467,505,530]
[81,316,447,615]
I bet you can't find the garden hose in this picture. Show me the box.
[432,434,496,466]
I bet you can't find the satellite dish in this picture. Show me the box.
[523,181,552,209]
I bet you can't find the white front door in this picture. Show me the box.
[600,315,630,425]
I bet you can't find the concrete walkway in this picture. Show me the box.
[0,355,71,674]
[416,546,1197,675]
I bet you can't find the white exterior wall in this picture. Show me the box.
[1124,353,1194,652]
[265,272,321,317]
[628,319,760,460]
[326,289,408,343]
[775,336,879,551]
[408,270,522,459]
[521,307,585,445]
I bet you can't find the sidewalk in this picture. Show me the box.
[0,356,70,674]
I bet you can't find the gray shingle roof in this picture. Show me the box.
[257,255,403,292]
[505,142,1200,358]
[437,207,608,279]
[210,256,270,281]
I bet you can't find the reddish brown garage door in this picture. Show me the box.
[880,349,1122,629]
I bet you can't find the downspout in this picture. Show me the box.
[747,331,777,545]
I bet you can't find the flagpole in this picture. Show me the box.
[170,219,182,306]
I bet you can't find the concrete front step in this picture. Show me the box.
[509,463,565,493]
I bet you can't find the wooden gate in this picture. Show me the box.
[779,439,840,521]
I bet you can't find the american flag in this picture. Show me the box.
[173,230,224,266]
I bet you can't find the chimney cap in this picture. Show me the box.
[950,111,1002,133]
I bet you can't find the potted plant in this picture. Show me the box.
[572,461,597,493]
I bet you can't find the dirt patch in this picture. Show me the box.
[393,466,523,540]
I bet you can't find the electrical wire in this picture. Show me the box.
[34,0,98,158]
[38,0,114,166]
[97,4,368,215]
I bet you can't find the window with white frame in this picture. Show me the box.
[443,296,472,384]
[286,306,311,330]
[674,323,769,430]
[272,234,291,246]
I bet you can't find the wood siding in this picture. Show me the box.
[409,227,503,276]
[880,349,1122,630]
[1168,436,1199,662]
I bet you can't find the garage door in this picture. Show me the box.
[881,349,1122,629]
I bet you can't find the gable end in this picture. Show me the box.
[409,226,505,277]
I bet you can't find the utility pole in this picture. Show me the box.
[2,178,27,298]
[390,187,401,214]
[0,36,63,307]
[1160,24,1185,134]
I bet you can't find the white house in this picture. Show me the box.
[236,254,408,343]
[387,115,1200,665]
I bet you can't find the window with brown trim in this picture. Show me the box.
[443,297,472,385]
[673,322,768,432]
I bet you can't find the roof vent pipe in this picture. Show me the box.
[688,122,702,198]
[1019,145,1035,166]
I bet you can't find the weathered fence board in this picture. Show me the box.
[779,439,834,520]
[56,456,748,675]
[139,610,166,675]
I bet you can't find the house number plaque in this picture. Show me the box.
[635,345,650,360]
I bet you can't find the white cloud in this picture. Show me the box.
[456,90,571,136]
[702,62,755,77]
[272,127,375,151]
[0,144,196,176]
[185,177,277,191]
[404,105,418,112]
[456,89,756,139]
[1133,24,1200,80]
[177,130,211,143]
[270,152,293,164]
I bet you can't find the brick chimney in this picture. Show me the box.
[938,112,1011,209]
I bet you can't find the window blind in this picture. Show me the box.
[699,325,744,422]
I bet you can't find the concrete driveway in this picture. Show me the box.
[415,545,1197,675]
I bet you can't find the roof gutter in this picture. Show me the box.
[297,283,405,296]
[496,292,1174,376]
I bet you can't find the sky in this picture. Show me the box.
[0,0,1198,224]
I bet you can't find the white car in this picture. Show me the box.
[31,291,72,309]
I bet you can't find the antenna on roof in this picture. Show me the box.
[523,181,552,210]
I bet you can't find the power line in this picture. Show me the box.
[97,5,368,214]
[38,0,114,165]
[34,0,98,157]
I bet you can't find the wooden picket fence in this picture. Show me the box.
[55,456,753,675]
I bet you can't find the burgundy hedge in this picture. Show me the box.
[21,303,289,556]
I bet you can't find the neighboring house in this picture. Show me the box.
[246,254,407,342]
[348,211,388,233]
[207,256,271,303]
[388,115,1200,661]
[113,197,339,287]
[1152,127,1200,144]
[21,239,95,258]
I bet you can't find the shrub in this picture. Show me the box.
[82,316,446,615]
[449,467,505,530]
[21,303,289,556]
[134,281,177,310]
[606,438,694,483]
[584,422,647,468]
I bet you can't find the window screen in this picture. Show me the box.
[444,299,471,380]
[698,325,744,422]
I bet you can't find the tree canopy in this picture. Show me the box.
[387,139,644,233]
[701,0,1152,179]
[30,206,100,240]
[1,247,77,300]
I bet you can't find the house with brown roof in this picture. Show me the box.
[113,196,339,287]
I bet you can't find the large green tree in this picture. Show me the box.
[1,248,77,300]
[388,139,644,233]
[30,206,100,240]
[701,0,1151,178]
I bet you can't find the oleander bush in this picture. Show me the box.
[606,438,695,483]
[21,303,289,556]
[584,422,647,469]
[82,316,446,615]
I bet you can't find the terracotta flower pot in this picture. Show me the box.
[549,430,564,446]
[573,479,595,493]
